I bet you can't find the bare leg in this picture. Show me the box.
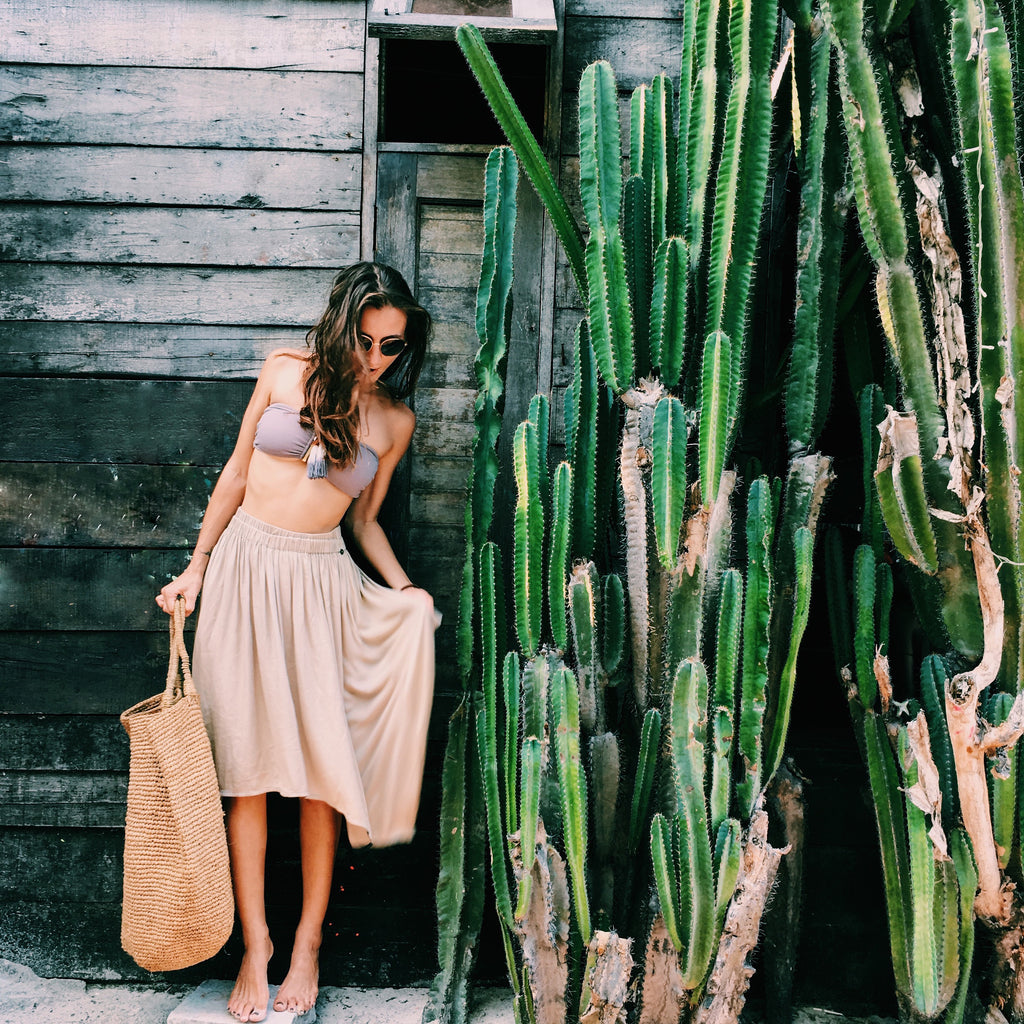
[225,795,273,1023]
[274,798,341,1015]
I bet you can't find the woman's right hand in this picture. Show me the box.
[156,566,204,616]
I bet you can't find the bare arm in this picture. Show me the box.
[155,353,280,615]
[344,404,430,602]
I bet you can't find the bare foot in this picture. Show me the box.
[227,933,273,1022]
[273,932,320,1016]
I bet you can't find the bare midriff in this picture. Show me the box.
[241,450,354,534]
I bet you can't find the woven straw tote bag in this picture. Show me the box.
[120,597,234,971]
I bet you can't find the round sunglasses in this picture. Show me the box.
[359,335,406,357]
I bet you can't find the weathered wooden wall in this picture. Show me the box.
[0,0,457,987]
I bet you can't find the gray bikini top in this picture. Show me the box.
[253,403,379,498]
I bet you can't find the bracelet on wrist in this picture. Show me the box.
[400,583,417,591]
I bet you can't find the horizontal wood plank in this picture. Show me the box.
[0,773,127,828]
[414,387,476,423]
[563,16,685,91]
[415,156,487,202]
[418,206,484,255]
[565,0,686,15]
[417,253,481,292]
[0,321,300,378]
[0,145,361,211]
[0,205,359,267]
[3,0,365,72]
[1,65,362,151]
[0,636,189,714]
[0,264,336,325]
[0,463,217,548]
[1,548,208,631]
[410,456,471,494]
[0,377,248,464]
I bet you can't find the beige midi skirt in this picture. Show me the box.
[192,508,436,848]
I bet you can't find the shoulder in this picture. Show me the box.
[380,393,416,438]
[257,348,309,385]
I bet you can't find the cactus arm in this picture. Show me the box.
[949,0,1024,673]
[919,655,958,830]
[456,146,518,687]
[645,75,673,254]
[580,60,634,395]
[455,24,586,296]
[629,708,662,855]
[569,562,601,734]
[710,569,743,832]
[711,818,742,955]
[513,420,544,657]
[874,410,940,575]
[515,735,542,921]
[698,331,734,508]
[704,0,753,335]
[737,478,774,818]
[601,573,625,678]
[765,526,813,782]
[623,175,653,381]
[853,544,878,710]
[527,394,550,512]
[547,462,572,653]
[671,659,715,985]
[503,652,521,837]
[476,692,514,930]
[683,0,722,260]
[899,726,941,1017]
[947,828,978,1024]
[649,237,688,388]
[652,396,688,571]
[720,0,780,351]
[859,384,887,557]
[621,402,651,705]
[787,26,843,453]
[819,0,947,486]
[429,702,488,1024]
[860,706,914,1000]
[552,665,591,944]
[569,320,599,562]
[986,692,1016,871]
[651,814,684,951]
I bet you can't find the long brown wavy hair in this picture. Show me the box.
[301,262,431,468]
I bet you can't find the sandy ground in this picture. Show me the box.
[0,960,895,1024]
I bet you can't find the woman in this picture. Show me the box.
[156,262,436,1022]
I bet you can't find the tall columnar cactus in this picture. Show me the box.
[431,14,833,1024]
[810,0,1024,1016]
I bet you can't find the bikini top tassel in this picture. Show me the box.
[303,440,328,479]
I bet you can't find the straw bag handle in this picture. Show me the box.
[162,595,197,707]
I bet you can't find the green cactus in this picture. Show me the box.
[444,13,835,1022]
[652,396,687,570]
[813,0,1024,1015]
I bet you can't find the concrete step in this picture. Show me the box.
[168,979,315,1024]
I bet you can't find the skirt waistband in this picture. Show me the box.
[226,507,344,555]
